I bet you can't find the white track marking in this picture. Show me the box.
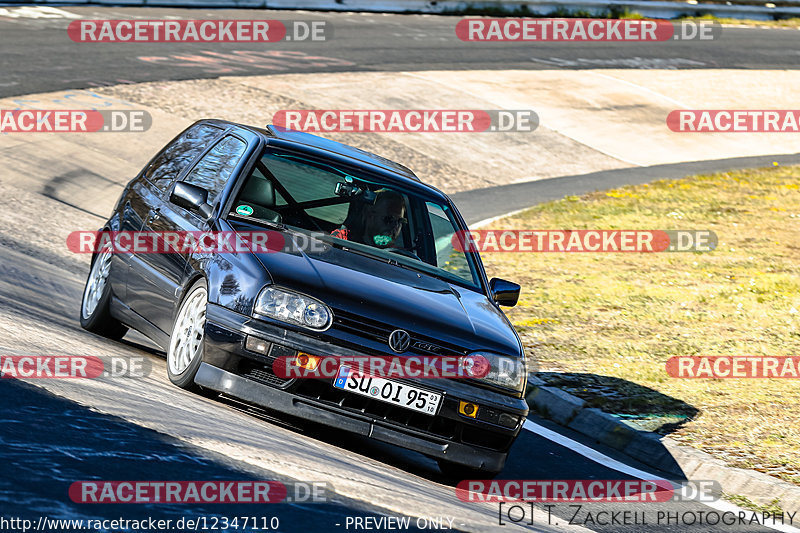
[589,71,692,109]
[523,419,800,533]
[471,207,530,229]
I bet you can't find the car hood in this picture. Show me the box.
[233,223,522,357]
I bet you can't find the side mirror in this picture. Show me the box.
[490,278,520,307]
[171,181,213,220]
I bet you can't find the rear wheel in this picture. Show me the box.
[79,243,128,340]
[166,279,208,390]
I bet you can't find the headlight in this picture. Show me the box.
[254,287,332,331]
[470,352,526,394]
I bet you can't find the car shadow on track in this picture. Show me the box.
[213,392,451,483]
[0,379,424,531]
[201,370,701,490]
[113,331,457,484]
[119,333,164,358]
[534,372,699,436]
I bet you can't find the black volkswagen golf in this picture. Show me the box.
[80,119,528,476]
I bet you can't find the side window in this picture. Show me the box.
[261,153,346,223]
[426,202,476,285]
[183,136,248,204]
[145,124,221,191]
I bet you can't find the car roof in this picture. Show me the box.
[264,126,420,181]
[198,119,449,203]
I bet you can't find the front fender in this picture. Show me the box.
[185,252,272,317]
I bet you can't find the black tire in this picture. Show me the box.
[79,244,128,340]
[166,279,208,390]
[437,459,501,481]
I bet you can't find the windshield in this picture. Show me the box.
[229,148,483,290]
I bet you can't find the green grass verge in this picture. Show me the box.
[481,164,800,484]
[439,5,800,26]
[679,14,800,27]
[724,494,784,514]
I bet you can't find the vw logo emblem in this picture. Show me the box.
[388,329,411,353]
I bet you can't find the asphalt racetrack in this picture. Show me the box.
[0,5,798,533]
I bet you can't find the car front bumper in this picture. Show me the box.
[197,303,529,472]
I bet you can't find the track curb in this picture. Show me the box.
[525,374,800,513]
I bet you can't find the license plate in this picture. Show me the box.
[332,365,442,416]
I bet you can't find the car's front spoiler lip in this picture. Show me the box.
[194,362,507,471]
[206,303,529,415]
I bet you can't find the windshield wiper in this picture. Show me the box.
[323,237,476,290]
[327,239,448,277]
[326,239,394,264]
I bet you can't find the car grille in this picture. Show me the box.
[236,344,295,389]
[239,364,291,388]
[332,309,467,358]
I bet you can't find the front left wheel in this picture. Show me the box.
[167,279,208,390]
[80,243,128,340]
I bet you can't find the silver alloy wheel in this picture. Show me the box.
[167,286,207,375]
[81,246,113,320]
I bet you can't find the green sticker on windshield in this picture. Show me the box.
[236,205,253,216]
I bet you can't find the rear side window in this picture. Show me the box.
[145,124,221,191]
[183,136,248,204]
